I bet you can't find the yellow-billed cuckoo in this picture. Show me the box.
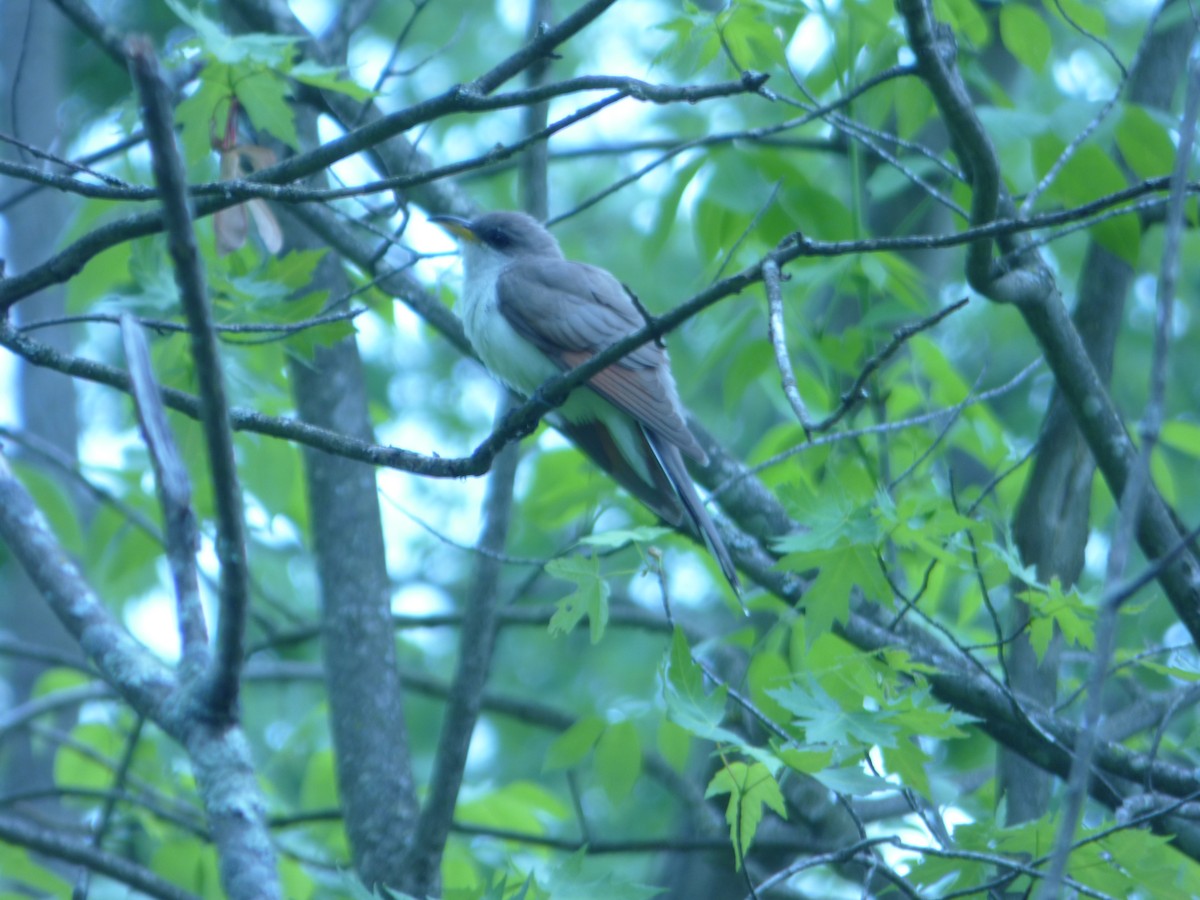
[431,211,739,593]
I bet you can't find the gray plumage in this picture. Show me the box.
[432,211,739,593]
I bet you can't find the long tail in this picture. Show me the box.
[649,433,741,596]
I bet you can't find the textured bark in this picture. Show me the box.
[1000,12,1193,825]
[0,0,82,806]
[213,1,422,884]
[286,231,420,886]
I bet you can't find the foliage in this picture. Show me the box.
[2,0,1200,898]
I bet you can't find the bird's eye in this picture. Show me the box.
[484,227,511,249]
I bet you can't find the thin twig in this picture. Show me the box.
[72,716,146,900]
[764,258,811,433]
[0,811,198,900]
[812,297,970,435]
[20,306,369,340]
[718,358,1042,495]
[1020,1,1161,215]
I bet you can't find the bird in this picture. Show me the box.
[430,210,740,594]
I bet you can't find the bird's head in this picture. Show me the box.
[429,211,564,262]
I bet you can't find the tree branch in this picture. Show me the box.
[119,316,208,666]
[404,396,521,893]
[895,0,1200,647]
[128,39,249,719]
[0,811,199,900]
[0,453,175,717]
[126,39,281,900]
[1042,35,1200,900]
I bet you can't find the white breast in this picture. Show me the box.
[458,253,560,397]
[456,242,654,484]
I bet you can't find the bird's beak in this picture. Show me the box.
[428,214,479,243]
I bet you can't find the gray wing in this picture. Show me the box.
[495,258,706,463]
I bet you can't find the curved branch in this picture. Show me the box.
[120,317,207,665]
[129,41,248,718]
[0,812,199,900]
[896,0,1004,289]
[895,0,1200,648]
[0,453,175,718]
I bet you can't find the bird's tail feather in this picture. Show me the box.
[556,417,741,597]
[648,432,741,597]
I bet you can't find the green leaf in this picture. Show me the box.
[935,0,990,46]
[525,448,610,528]
[999,4,1051,72]
[705,761,787,868]
[780,544,890,638]
[266,248,328,293]
[660,628,735,744]
[649,156,706,256]
[578,526,672,549]
[657,720,692,772]
[12,463,86,557]
[457,781,569,834]
[236,69,299,149]
[1143,660,1200,682]
[152,839,222,895]
[769,676,899,748]
[1099,828,1200,900]
[778,746,834,775]
[300,748,340,809]
[541,849,663,900]
[716,3,788,70]
[0,846,71,896]
[746,651,793,728]
[165,0,234,55]
[773,482,880,554]
[544,715,606,771]
[32,667,91,698]
[290,60,375,101]
[811,764,893,795]
[54,723,124,790]
[279,857,316,900]
[177,70,234,165]
[652,15,721,76]
[890,686,975,740]
[1116,105,1177,180]
[595,720,642,803]
[442,840,484,899]
[167,0,294,66]
[1048,0,1106,35]
[66,221,134,310]
[547,555,611,643]
[1032,139,1140,262]
[1019,577,1096,661]
[882,740,932,798]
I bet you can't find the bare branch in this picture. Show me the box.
[896,0,1200,650]
[119,316,208,665]
[764,258,812,432]
[127,38,282,900]
[72,716,147,899]
[0,453,175,717]
[405,396,521,891]
[21,305,369,341]
[1041,37,1200,900]
[1020,2,1164,215]
[46,0,129,68]
[128,40,248,718]
[0,811,199,900]
[811,297,971,435]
